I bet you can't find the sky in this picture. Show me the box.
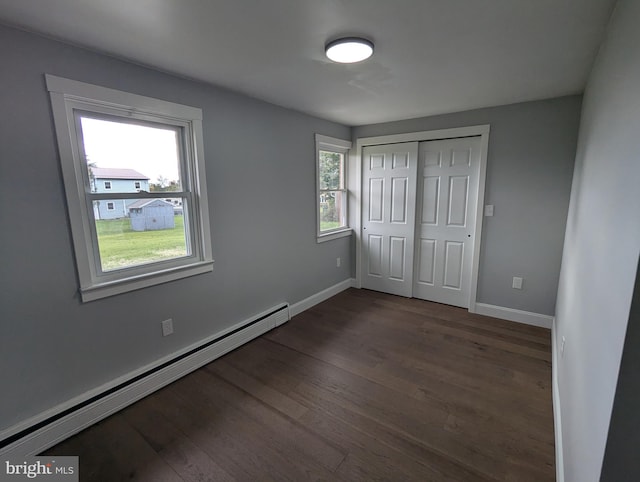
[80,117,181,184]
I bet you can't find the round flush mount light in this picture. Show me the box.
[325,37,374,63]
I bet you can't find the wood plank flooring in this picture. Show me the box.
[46,288,555,481]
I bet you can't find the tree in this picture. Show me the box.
[86,157,98,193]
[319,151,342,189]
[157,175,168,188]
[150,177,181,192]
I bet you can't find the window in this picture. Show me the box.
[316,134,352,242]
[47,75,213,302]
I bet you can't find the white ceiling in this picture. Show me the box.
[0,0,616,126]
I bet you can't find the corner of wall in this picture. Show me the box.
[289,278,354,317]
[551,316,565,482]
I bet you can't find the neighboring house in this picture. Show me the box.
[164,198,183,215]
[90,167,150,220]
[129,199,175,231]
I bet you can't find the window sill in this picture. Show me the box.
[80,260,214,302]
[317,228,352,243]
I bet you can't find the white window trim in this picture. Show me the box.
[104,181,111,190]
[315,134,352,243]
[46,74,213,302]
[106,202,115,211]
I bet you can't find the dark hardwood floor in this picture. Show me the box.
[46,288,555,481]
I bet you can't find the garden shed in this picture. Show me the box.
[128,199,175,231]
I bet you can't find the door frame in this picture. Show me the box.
[351,124,490,313]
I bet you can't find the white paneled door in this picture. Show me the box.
[362,143,418,297]
[414,137,481,308]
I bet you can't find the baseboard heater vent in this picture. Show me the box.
[0,303,290,459]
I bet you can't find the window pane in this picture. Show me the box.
[319,191,346,232]
[319,150,344,190]
[80,116,183,194]
[93,198,188,271]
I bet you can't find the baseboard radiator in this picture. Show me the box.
[0,303,290,460]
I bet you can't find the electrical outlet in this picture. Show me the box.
[484,204,494,217]
[161,318,174,337]
[337,257,341,268]
[561,336,566,357]
[512,277,523,290]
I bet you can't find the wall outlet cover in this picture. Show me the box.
[484,204,495,216]
[161,318,174,336]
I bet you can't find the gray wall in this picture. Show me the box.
[0,25,351,433]
[601,256,640,482]
[554,0,640,480]
[353,96,581,315]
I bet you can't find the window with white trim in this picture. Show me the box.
[315,134,352,242]
[47,75,213,302]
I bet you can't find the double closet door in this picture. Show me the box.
[362,136,481,308]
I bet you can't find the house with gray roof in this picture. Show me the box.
[90,167,150,220]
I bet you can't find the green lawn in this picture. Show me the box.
[95,217,187,271]
[320,221,342,231]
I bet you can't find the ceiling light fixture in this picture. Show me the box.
[325,37,374,63]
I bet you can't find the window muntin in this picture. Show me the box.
[315,134,352,241]
[47,74,213,302]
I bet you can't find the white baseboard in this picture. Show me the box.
[0,303,290,460]
[476,303,561,477]
[473,303,553,329]
[551,318,565,482]
[1,277,358,458]
[289,278,355,317]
